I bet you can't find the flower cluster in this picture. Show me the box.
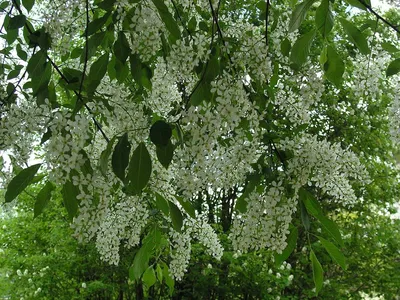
[280,134,370,206]
[230,181,296,253]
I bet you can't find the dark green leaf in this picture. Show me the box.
[114,31,130,64]
[27,50,46,78]
[155,193,170,216]
[319,215,344,247]
[235,196,248,213]
[127,142,152,194]
[40,128,52,144]
[190,81,211,106]
[315,0,334,38]
[87,52,109,95]
[112,133,131,182]
[151,0,181,41]
[310,250,323,295]
[156,141,173,169]
[169,201,183,232]
[114,59,129,83]
[61,180,79,221]
[97,0,116,11]
[386,58,400,77]
[5,163,41,203]
[150,120,172,146]
[324,45,344,86]
[175,196,196,218]
[7,68,22,80]
[300,199,310,230]
[280,38,291,57]
[290,29,315,67]
[275,227,298,265]
[344,0,370,10]
[22,0,34,11]
[289,0,316,32]
[381,42,399,53]
[8,15,26,30]
[99,136,117,177]
[299,188,323,217]
[339,18,370,55]
[5,29,18,44]
[16,43,27,60]
[318,236,347,270]
[34,181,55,218]
[86,12,110,36]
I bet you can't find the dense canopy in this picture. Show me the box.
[1,0,400,298]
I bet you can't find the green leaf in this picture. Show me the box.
[235,196,248,213]
[315,0,334,38]
[87,52,109,95]
[161,262,175,295]
[97,0,116,11]
[61,180,79,221]
[156,264,163,282]
[86,12,110,36]
[22,0,35,12]
[169,201,183,232]
[318,236,347,270]
[27,50,46,78]
[7,68,22,80]
[130,243,152,281]
[114,31,130,64]
[34,181,55,218]
[300,199,310,230]
[381,42,400,53]
[155,193,170,216]
[8,15,26,30]
[142,267,157,288]
[319,215,344,247]
[88,52,109,81]
[324,45,344,86]
[151,0,181,41]
[150,120,172,146]
[280,38,291,57]
[190,81,212,106]
[175,196,196,218]
[127,142,152,194]
[5,163,41,203]
[112,133,131,182]
[289,0,316,32]
[339,18,370,55]
[386,58,400,77]
[275,227,298,265]
[299,188,323,217]
[156,141,174,169]
[16,43,27,61]
[344,0,370,10]
[290,29,315,67]
[310,250,323,295]
[99,136,117,177]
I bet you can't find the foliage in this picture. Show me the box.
[1,0,400,297]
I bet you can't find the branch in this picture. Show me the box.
[358,0,400,34]
[11,0,110,143]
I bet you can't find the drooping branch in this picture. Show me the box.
[11,0,110,143]
[358,0,400,34]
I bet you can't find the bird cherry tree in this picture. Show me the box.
[1,0,400,295]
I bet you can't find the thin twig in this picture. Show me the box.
[358,0,400,34]
[79,0,89,98]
